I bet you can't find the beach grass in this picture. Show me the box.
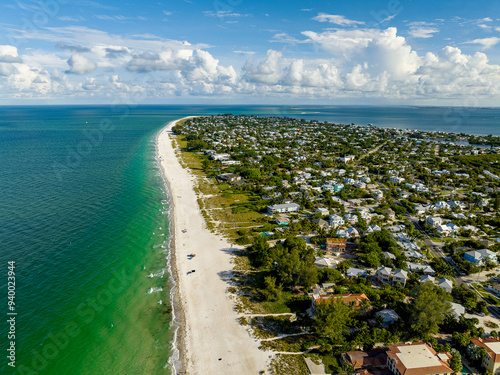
[173,135,265,239]
[270,354,309,375]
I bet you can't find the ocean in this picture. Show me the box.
[0,105,499,375]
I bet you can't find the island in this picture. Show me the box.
[161,114,500,375]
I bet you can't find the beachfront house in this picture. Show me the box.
[470,337,500,374]
[267,202,300,215]
[386,342,453,375]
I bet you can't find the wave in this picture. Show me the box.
[146,286,163,294]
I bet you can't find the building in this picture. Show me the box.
[326,237,347,253]
[311,293,370,312]
[464,249,498,265]
[390,176,405,184]
[375,266,392,284]
[450,302,465,320]
[470,337,500,374]
[267,202,300,215]
[374,309,400,327]
[347,268,367,278]
[437,278,453,293]
[312,218,329,229]
[342,350,388,372]
[392,270,408,287]
[314,257,337,269]
[386,342,453,375]
[329,214,345,227]
[217,173,241,183]
[426,216,443,227]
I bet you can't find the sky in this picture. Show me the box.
[0,0,500,105]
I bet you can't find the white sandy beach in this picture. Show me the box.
[157,118,269,374]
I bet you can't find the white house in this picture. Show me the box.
[329,214,345,228]
[366,225,382,233]
[438,278,453,293]
[426,216,443,227]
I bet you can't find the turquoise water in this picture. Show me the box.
[0,105,499,375]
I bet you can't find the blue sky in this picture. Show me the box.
[0,0,499,105]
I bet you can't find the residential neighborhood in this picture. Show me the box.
[173,114,500,375]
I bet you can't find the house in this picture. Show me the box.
[392,270,408,287]
[345,213,359,225]
[267,202,300,215]
[314,257,337,269]
[437,278,453,293]
[342,350,388,372]
[346,227,360,237]
[326,238,347,253]
[315,207,329,215]
[366,225,382,233]
[311,293,370,312]
[470,337,500,374]
[405,250,426,260]
[426,216,443,227]
[347,268,367,278]
[420,275,436,284]
[386,342,453,375]
[337,227,359,238]
[217,173,241,183]
[433,201,450,211]
[381,208,396,220]
[374,309,400,327]
[450,302,465,319]
[276,216,288,225]
[407,262,435,274]
[382,251,396,261]
[464,249,498,265]
[390,176,405,186]
[375,266,392,285]
[329,214,345,228]
[312,218,329,230]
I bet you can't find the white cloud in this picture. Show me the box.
[243,50,283,84]
[409,26,439,38]
[203,10,247,18]
[163,11,173,16]
[1,25,500,103]
[0,45,23,63]
[465,37,500,49]
[66,54,97,74]
[312,13,364,26]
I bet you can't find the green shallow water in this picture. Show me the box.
[0,106,182,375]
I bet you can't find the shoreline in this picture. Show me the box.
[156,117,269,374]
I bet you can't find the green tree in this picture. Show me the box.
[314,298,352,343]
[262,276,282,301]
[448,350,463,374]
[410,282,452,337]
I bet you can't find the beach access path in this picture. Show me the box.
[157,118,270,374]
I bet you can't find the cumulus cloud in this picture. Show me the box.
[464,37,500,49]
[243,50,283,84]
[0,45,23,63]
[1,26,500,104]
[312,13,364,26]
[66,54,97,74]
